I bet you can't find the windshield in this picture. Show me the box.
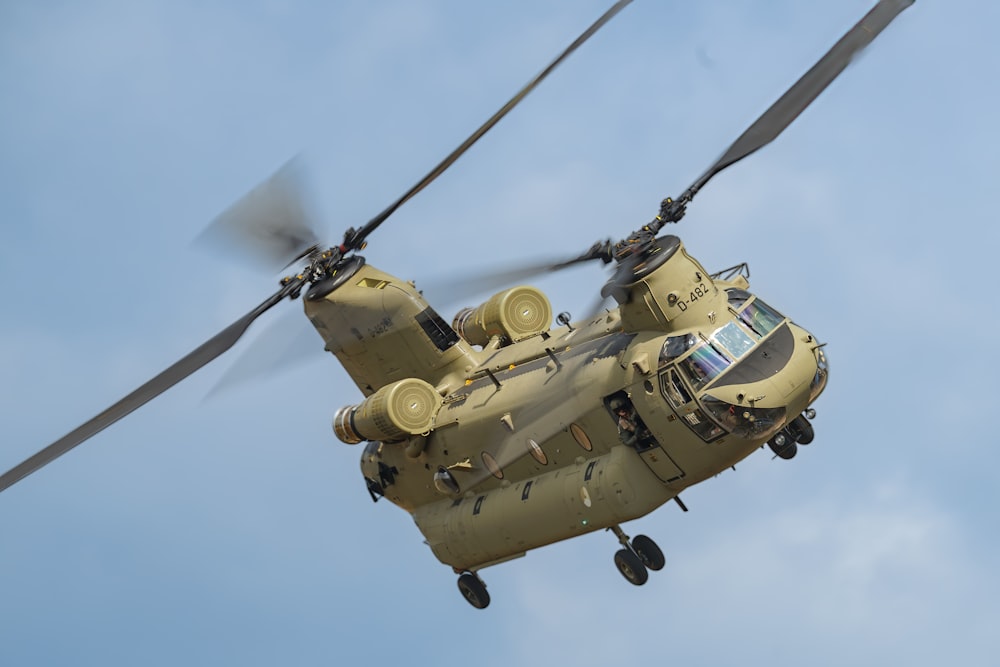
[663,300,784,393]
[735,297,784,336]
[710,321,755,359]
[678,342,731,390]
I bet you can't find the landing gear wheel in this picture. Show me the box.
[614,548,649,586]
[631,534,665,571]
[457,573,490,609]
[790,415,815,445]
[768,431,798,459]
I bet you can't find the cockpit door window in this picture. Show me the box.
[662,368,692,408]
[659,369,724,442]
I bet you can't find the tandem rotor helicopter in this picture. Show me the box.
[1,0,913,609]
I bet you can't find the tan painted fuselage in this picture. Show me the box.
[303,236,827,572]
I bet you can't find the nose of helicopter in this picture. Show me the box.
[699,322,827,444]
[773,324,828,418]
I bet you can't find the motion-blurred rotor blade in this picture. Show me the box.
[206,308,326,398]
[461,385,589,491]
[421,238,616,305]
[343,0,633,251]
[551,239,615,269]
[659,0,914,223]
[457,344,601,491]
[197,158,322,272]
[580,292,613,321]
[0,279,303,493]
[419,256,572,306]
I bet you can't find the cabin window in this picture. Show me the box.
[415,307,460,351]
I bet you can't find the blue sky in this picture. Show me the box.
[1,1,997,665]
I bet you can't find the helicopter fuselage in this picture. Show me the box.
[302,235,828,573]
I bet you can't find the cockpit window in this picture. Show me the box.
[710,321,755,360]
[659,369,724,442]
[726,288,752,309]
[678,342,731,390]
[727,289,784,337]
[736,298,784,336]
[659,333,698,366]
[661,367,693,407]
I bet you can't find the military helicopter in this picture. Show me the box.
[0,0,913,609]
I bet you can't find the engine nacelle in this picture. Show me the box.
[333,378,442,444]
[452,286,552,347]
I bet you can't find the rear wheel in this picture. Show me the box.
[631,534,665,571]
[614,548,649,586]
[457,573,490,609]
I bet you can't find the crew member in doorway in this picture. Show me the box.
[611,397,640,447]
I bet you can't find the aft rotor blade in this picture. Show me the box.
[0,281,301,493]
[462,393,584,491]
[206,308,323,399]
[679,0,914,207]
[344,0,633,250]
[197,158,322,273]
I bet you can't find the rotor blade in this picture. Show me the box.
[197,157,322,272]
[678,0,914,208]
[420,237,617,305]
[580,292,613,322]
[0,280,302,493]
[461,385,588,491]
[344,0,633,250]
[418,256,569,306]
[457,342,601,491]
[205,307,325,399]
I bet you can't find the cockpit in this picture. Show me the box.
[656,289,827,445]
[659,290,784,388]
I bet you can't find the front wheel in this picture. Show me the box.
[614,548,649,586]
[789,415,815,445]
[768,432,797,459]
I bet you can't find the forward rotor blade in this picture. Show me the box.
[197,158,322,272]
[419,237,620,309]
[419,256,570,306]
[0,281,301,493]
[463,394,582,491]
[344,0,633,250]
[678,0,914,208]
